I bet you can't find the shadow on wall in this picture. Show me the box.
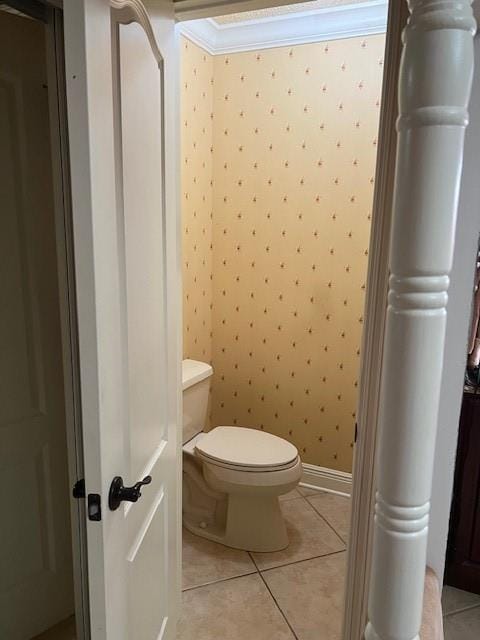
[181,34,385,473]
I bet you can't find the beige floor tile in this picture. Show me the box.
[251,498,345,571]
[32,616,76,640]
[263,552,346,640]
[442,585,480,615]
[307,491,351,541]
[182,528,256,590]
[176,573,295,640]
[444,605,480,640]
[279,488,302,501]
[297,485,321,497]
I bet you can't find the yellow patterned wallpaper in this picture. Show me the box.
[181,38,214,362]
[181,35,385,472]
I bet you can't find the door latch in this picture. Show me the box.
[72,479,101,521]
[108,475,152,510]
[87,494,101,521]
[72,478,85,499]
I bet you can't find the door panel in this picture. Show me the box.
[114,20,171,635]
[128,487,169,637]
[0,10,74,640]
[114,19,169,481]
[63,1,180,638]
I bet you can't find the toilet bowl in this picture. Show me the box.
[182,359,302,552]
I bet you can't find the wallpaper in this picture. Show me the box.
[181,35,385,472]
[181,38,214,362]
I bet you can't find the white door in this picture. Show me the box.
[0,10,75,639]
[63,1,181,638]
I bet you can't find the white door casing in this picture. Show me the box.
[343,3,409,637]
[365,2,476,639]
[63,1,181,638]
[0,11,75,639]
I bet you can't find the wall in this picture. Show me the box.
[181,34,385,472]
[211,36,384,471]
[181,38,214,362]
[427,33,480,580]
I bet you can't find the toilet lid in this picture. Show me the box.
[195,426,298,470]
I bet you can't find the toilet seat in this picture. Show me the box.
[194,426,299,472]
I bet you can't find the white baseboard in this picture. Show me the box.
[300,463,352,497]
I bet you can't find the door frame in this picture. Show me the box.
[1,0,91,636]
[174,1,404,638]
[342,3,408,637]
[44,4,91,639]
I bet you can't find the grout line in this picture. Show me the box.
[297,489,324,498]
[248,550,258,569]
[248,551,261,575]
[279,494,307,504]
[304,496,348,545]
[182,569,258,593]
[443,602,480,618]
[249,552,299,640]
[259,548,346,574]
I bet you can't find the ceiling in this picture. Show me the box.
[212,0,375,24]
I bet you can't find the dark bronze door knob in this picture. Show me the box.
[108,475,152,511]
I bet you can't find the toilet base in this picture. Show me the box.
[225,492,289,552]
[184,492,289,553]
[183,448,302,552]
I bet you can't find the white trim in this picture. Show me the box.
[300,463,352,497]
[178,18,218,54]
[111,0,164,63]
[45,7,90,638]
[364,2,476,639]
[342,3,407,638]
[179,1,387,54]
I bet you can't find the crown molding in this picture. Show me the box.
[178,1,387,55]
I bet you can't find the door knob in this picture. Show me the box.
[108,475,152,511]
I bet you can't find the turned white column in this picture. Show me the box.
[364,2,476,640]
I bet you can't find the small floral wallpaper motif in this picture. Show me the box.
[182,35,385,472]
[181,39,214,363]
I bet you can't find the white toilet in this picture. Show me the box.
[182,359,302,552]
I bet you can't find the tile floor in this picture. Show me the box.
[442,585,480,640]
[29,495,480,640]
[177,487,351,640]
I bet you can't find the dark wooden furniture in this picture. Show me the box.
[445,391,480,594]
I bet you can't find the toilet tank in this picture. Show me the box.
[182,359,213,444]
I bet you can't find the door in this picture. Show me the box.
[0,9,75,639]
[63,1,181,638]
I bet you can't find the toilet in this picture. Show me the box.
[182,359,302,552]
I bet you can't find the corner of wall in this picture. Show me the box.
[181,36,215,366]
